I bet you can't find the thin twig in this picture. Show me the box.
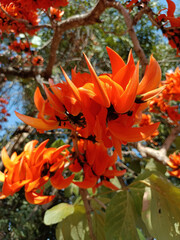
[80,189,96,240]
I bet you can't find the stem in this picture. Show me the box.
[80,188,96,240]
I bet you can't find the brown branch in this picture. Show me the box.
[0,66,43,79]
[137,143,169,165]
[107,1,148,74]
[79,188,96,240]
[44,0,109,78]
[136,125,180,164]
[161,125,180,152]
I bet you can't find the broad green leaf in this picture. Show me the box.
[106,190,140,240]
[44,203,74,225]
[93,209,106,240]
[145,158,166,174]
[142,174,180,240]
[56,205,90,240]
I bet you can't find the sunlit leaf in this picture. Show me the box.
[44,203,74,225]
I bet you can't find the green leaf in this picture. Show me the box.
[56,205,90,240]
[142,174,180,240]
[145,158,166,174]
[93,210,105,240]
[50,139,65,148]
[44,203,74,225]
[106,190,140,240]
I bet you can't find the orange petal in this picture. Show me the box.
[25,190,55,205]
[137,55,161,95]
[15,111,59,131]
[83,53,110,108]
[34,87,45,111]
[106,46,125,77]
[61,67,81,102]
[1,147,15,170]
[113,50,135,89]
[141,86,165,101]
[0,171,5,182]
[167,0,176,17]
[114,62,139,113]
[102,180,119,190]
[43,84,65,113]
[109,122,160,142]
[51,171,74,189]
[73,176,97,189]
[104,169,126,178]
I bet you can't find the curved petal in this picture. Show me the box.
[114,62,139,113]
[83,53,110,108]
[1,147,15,170]
[113,50,135,89]
[109,122,160,142]
[43,84,65,113]
[137,55,161,95]
[51,171,74,190]
[61,67,81,102]
[15,111,59,131]
[25,190,55,205]
[106,46,125,77]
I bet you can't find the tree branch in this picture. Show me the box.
[136,125,180,165]
[79,188,96,240]
[107,1,148,74]
[44,0,109,78]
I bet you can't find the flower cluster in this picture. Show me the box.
[70,140,126,191]
[139,113,159,143]
[9,40,31,53]
[0,47,162,204]
[167,151,180,178]
[150,67,180,125]
[1,0,68,11]
[156,0,180,57]
[16,47,162,157]
[0,0,68,35]
[0,3,39,35]
[0,140,74,205]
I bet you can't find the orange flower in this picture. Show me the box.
[156,0,180,56]
[0,140,73,204]
[70,140,126,191]
[167,152,180,178]
[16,47,161,156]
[50,7,64,21]
[32,56,44,66]
[150,67,180,125]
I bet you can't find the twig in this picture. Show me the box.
[80,188,96,240]
[107,1,148,74]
